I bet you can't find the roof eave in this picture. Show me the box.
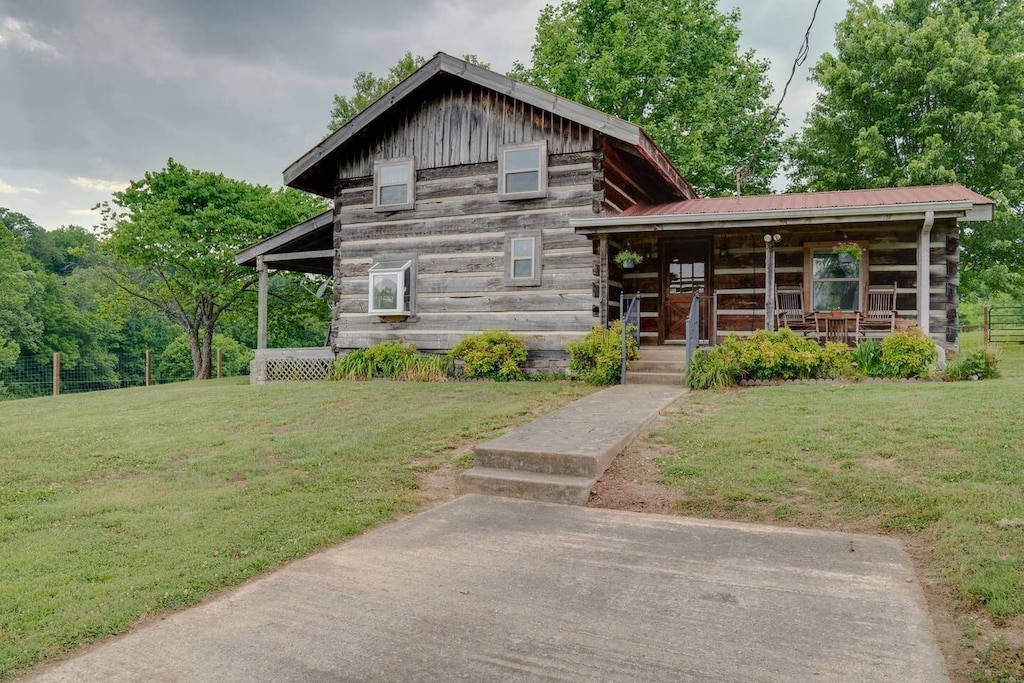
[235,209,334,268]
[572,200,984,235]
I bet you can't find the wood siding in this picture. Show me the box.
[332,150,600,355]
[336,84,594,181]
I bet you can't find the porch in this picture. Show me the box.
[572,185,995,354]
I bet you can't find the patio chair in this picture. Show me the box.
[861,283,897,338]
[775,287,812,334]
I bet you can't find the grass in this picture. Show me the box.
[0,377,594,679]
[653,335,1024,681]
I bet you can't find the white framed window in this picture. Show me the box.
[504,232,542,286]
[804,243,868,311]
[373,159,415,211]
[368,259,414,315]
[498,141,548,200]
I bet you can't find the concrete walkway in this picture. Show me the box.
[462,384,686,504]
[25,496,948,682]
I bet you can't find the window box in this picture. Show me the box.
[373,159,415,211]
[498,141,548,201]
[368,259,414,315]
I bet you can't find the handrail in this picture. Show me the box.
[620,293,641,385]
[685,288,704,367]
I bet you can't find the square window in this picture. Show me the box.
[504,233,542,286]
[498,142,547,200]
[374,159,415,211]
[368,259,413,314]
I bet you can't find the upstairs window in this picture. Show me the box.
[498,141,548,200]
[368,259,414,315]
[374,159,414,211]
[504,232,542,286]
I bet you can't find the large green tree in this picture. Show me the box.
[98,160,324,379]
[511,0,783,195]
[786,0,1024,297]
[328,52,489,132]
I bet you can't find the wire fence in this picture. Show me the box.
[0,350,248,401]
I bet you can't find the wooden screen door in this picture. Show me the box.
[663,240,710,342]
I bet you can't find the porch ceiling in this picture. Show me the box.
[235,209,334,276]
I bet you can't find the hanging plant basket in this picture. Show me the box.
[832,241,863,263]
[614,250,644,269]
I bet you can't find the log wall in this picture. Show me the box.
[331,151,600,360]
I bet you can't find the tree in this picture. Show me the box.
[786,0,1024,297]
[511,0,783,195]
[98,159,325,379]
[328,52,490,131]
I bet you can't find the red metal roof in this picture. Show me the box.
[620,184,993,218]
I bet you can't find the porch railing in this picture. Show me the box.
[620,293,641,385]
[685,288,703,367]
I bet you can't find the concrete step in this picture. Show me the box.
[460,467,596,506]
[628,359,686,374]
[474,446,603,477]
[637,346,688,361]
[624,371,684,386]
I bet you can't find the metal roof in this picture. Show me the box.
[573,184,994,234]
[619,185,994,217]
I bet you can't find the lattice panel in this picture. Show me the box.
[266,358,333,382]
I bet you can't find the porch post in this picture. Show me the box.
[257,255,269,351]
[917,211,934,335]
[763,233,781,331]
[598,235,609,327]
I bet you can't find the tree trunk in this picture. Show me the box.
[186,325,206,380]
[197,325,214,379]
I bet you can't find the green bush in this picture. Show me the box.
[566,320,639,385]
[738,329,823,380]
[331,340,443,380]
[943,347,1001,381]
[850,339,883,377]
[686,336,743,389]
[879,330,937,379]
[448,330,529,381]
[158,333,253,380]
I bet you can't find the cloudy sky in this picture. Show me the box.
[0,0,849,232]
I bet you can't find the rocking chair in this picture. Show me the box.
[861,283,897,338]
[775,287,812,335]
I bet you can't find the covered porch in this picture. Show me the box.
[572,185,994,352]
[234,209,338,383]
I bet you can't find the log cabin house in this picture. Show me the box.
[236,53,993,382]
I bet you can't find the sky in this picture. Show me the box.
[0,0,849,232]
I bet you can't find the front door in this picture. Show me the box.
[663,240,710,342]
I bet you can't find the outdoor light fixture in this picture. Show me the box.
[763,233,782,244]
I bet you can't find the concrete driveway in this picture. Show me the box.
[25,495,947,682]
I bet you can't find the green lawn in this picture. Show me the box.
[0,378,593,679]
[653,338,1024,681]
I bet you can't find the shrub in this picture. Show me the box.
[737,329,823,380]
[686,336,743,389]
[448,330,528,381]
[819,341,856,379]
[943,347,1000,381]
[331,340,420,380]
[878,330,937,379]
[395,354,451,382]
[566,320,639,385]
[850,339,883,377]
